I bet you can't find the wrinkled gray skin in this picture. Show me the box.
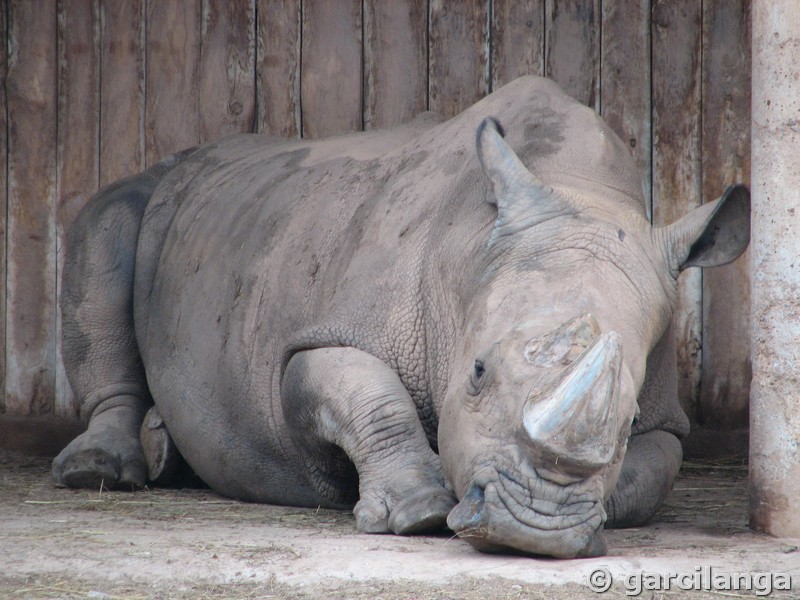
[53,77,750,558]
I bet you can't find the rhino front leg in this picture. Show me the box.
[282,347,456,534]
[604,430,683,528]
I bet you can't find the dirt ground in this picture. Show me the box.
[2,451,799,599]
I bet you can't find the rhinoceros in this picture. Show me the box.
[53,76,749,558]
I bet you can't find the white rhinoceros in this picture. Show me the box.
[53,76,749,558]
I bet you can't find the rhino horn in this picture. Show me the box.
[521,331,622,477]
[476,118,571,244]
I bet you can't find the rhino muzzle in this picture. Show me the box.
[447,480,608,558]
[521,329,623,478]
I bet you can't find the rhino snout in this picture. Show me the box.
[446,480,607,558]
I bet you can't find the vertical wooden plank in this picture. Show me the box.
[651,0,703,421]
[301,0,362,138]
[146,0,202,164]
[255,0,301,138]
[363,0,427,130]
[0,0,8,413]
[5,0,58,415]
[198,0,256,140]
[429,0,490,119]
[99,0,145,186]
[491,0,544,90]
[545,0,600,109]
[56,0,100,418]
[699,0,752,430]
[600,0,651,216]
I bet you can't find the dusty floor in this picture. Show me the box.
[2,451,799,599]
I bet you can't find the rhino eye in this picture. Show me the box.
[467,359,488,397]
[474,360,486,379]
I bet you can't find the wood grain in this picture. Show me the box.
[491,0,544,90]
[651,0,703,421]
[301,0,362,138]
[699,0,752,430]
[545,0,600,109]
[363,0,427,129]
[0,0,7,413]
[99,0,145,185]
[429,0,489,118]
[256,0,301,137]
[600,0,651,217]
[5,0,58,415]
[198,0,256,140]
[146,0,202,164]
[55,0,100,417]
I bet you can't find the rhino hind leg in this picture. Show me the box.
[603,430,683,528]
[282,347,457,535]
[53,171,161,491]
[52,402,148,490]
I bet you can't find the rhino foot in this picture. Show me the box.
[388,487,457,534]
[605,430,683,528]
[355,477,456,535]
[52,404,147,490]
[140,406,187,486]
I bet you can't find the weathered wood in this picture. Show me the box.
[301,0,362,138]
[255,0,300,138]
[55,0,100,418]
[57,0,100,223]
[545,0,600,109]
[363,0,427,129]
[699,0,752,430]
[491,0,544,90]
[651,0,703,421]
[198,0,256,140]
[600,0,651,217]
[429,0,490,118]
[0,0,8,413]
[491,0,544,89]
[145,0,202,164]
[99,0,145,185]
[5,0,58,415]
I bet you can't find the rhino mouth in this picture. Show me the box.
[447,463,607,558]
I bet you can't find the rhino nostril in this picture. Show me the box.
[446,484,487,535]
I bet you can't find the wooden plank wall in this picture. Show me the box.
[652,0,704,420]
[0,0,7,417]
[0,0,751,433]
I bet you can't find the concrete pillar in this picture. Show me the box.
[750,1,800,535]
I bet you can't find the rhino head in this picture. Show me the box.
[438,118,750,558]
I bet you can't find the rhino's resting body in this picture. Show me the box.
[54,77,749,558]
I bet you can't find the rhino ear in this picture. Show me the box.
[476,118,569,241]
[659,184,751,272]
